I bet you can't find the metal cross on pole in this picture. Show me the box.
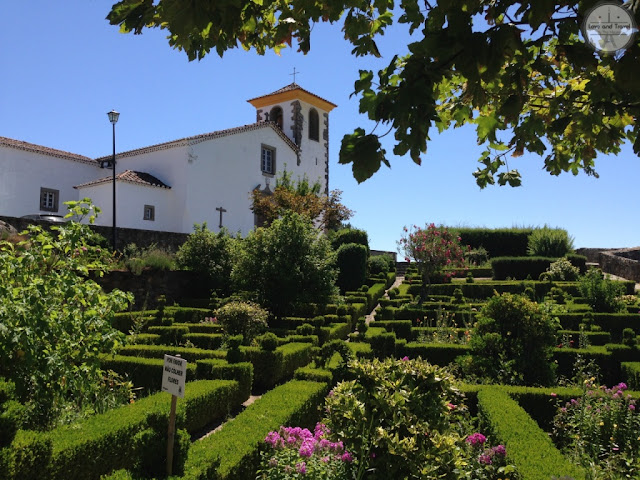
[290,67,300,84]
[215,206,227,229]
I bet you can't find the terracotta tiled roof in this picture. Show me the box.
[0,136,97,165]
[247,83,337,108]
[95,122,299,162]
[75,170,171,189]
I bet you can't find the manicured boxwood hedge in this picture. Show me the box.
[242,343,313,390]
[147,325,189,345]
[370,320,412,340]
[317,323,351,345]
[99,354,197,393]
[164,307,211,323]
[491,256,560,280]
[557,329,611,346]
[477,387,586,480]
[406,280,581,299]
[183,333,225,350]
[183,380,329,480]
[15,380,238,480]
[621,362,640,390]
[195,360,253,404]
[117,345,226,362]
[294,366,333,383]
[396,342,469,365]
[452,227,534,258]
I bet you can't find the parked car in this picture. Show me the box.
[20,214,68,223]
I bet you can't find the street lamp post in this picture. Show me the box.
[107,110,119,251]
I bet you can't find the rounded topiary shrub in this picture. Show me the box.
[215,301,268,345]
[259,332,279,352]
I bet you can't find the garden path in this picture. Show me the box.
[194,394,262,441]
[364,274,404,325]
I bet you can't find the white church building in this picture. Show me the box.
[0,83,336,236]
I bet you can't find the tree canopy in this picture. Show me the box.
[251,170,353,231]
[108,0,640,187]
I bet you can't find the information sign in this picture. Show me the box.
[162,354,187,398]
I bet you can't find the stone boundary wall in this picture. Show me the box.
[371,250,397,262]
[598,248,640,283]
[0,215,188,252]
[575,247,619,264]
[94,270,209,308]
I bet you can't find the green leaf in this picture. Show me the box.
[339,129,388,183]
[475,115,500,143]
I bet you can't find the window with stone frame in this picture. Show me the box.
[143,205,155,221]
[261,145,276,175]
[40,187,59,212]
[309,108,320,141]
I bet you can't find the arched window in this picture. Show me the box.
[309,108,319,141]
[269,106,283,130]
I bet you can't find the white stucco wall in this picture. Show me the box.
[0,145,99,217]
[77,181,176,232]
[184,127,300,236]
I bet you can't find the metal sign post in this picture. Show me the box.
[162,354,187,476]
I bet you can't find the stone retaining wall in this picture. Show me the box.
[598,248,640,283]
[94,269,209,308]
[0,215,188,252]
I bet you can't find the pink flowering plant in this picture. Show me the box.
[256,423,354,479]
[398,224,467,300]
[552,379,640,479]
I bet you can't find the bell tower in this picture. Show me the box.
[247,84,337,194]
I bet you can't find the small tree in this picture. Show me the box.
[175,223,234,295]
[215,300,269,345]
[251,170,353,231]
[398,224,467,300]
[463,292,558,386]
[0,199,132,428]
[232,212,338,317]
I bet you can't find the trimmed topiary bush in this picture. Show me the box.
[336,243,368,293]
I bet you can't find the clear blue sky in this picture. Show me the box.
[1,2,638,250]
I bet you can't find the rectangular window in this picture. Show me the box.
[40,187,59,212]
[143,205,155,221]
[261,145,275,175]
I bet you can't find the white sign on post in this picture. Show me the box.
[162,354,187,398]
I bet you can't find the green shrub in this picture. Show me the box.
[0,201,133,429]
[464,246,489,266]
[465,293,558,386]
[118,345,226,363]
[215,301,268,345]
[258,332,279,352]
[293,367,333,383]
[39,380,237,480]
[195,360,253,404]
[541,257,580,281]
[175,223,234,294]
[371,320,412,340]
[147,325,189,345]
[527,226,574,257]
[579,268,626,313]
[396,342,469,366]
[317,323,351,345]
[491,256,557,280]
[183,380,328,480]
[452,227,533,257]
[323,357,466,479]
[165,307,210,324]
[98,355,197,394]
[183,333,224,350]
[368,253,395,275]
[335,243,368,293]
[232,212,338,317]
[477,387,585,480]
[330,228,369,251]
[243,343,313,390]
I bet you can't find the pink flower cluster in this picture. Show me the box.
[478,445,507,465]
[465,432,487,446]
[264,423,353,464]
